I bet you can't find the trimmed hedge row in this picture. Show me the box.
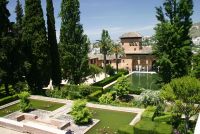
[92,70,129,87]
[0,95,19,106]
[154,113,172,123]
[134,119,172,134]
[117,125,133,134]
[87,90,102,102]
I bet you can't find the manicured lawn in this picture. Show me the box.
[86,108,136,134]
[0,99,64,117]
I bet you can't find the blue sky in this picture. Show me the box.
[8,0,200,42]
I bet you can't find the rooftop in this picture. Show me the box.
[120,32,142,38]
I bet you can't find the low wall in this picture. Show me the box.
[0,117,67,134]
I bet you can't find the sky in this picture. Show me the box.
[8,0,200,42]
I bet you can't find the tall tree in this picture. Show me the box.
[59,0,89,84]
[0,0,12,95]
[46,0,61,87]
[96,30,112,78]
[23,0,50,93]
[111,42,124,73]
[154,0,193,83]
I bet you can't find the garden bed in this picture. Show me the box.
[0,99,64,117]
[86,108,136,134]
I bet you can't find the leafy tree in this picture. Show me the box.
[113,75,130,98]
[111,42,124,73]
[89,64,103,82]
[59,0,89,84]
[46,0,61,87]
[160,76,200,134]
[71,100,92,125]
[96,30,113,78]
[23,0,51,93]
[154,0,193,83]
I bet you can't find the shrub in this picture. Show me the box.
[129,88,145,95]
[18,92,31,112]
[99,92,114,104]
[139,90,161,107]
[0,95,19,106]
[154,113,172,123]
[71,100,92,125]
[113,75,130,98]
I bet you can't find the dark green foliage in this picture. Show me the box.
[0,94,19,106]
[105,64,115,76]
[18,91,31,112]
[92,71,128,87]
[71,100,92,125]
[23,0,51,93]
[154,0,193,83]
[59,0,89,84]
[191,52,200,78]
[46,0,61,86]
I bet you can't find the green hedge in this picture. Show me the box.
[0,95,19,106]
[154,113,172,123]
[87,90,102,101]
[118,125,133,134]
[92,71,129,87]
[134,119,172,134]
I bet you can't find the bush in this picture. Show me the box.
[87,90,102,102]
[18,92,31,112]
[99,92,114,104]
[113,75,130,98]
[0,95,19,106]
[139,90,161,107]
[71,100,92,125]
[129,88,145,95]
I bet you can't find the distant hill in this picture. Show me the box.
[190,22,200,38]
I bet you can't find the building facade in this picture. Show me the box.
[89,32,156,72]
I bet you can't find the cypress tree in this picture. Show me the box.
[154,0,193,83]
[46,0,61,87]
[59,0,89,84]
[0,0,18,95]
[23,0,50,93]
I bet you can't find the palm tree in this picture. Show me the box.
[111,42,124,73]
[96,30,112,78]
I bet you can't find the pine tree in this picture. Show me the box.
[59,0,89,84]
[15,0,23,29]
[23,0,50,93]
[46,0,61,87]
[154,0,193,83]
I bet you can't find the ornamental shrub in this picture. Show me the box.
[18,92,31,112]
[99,92,114,104]
[71,100,92,125]
[113,75,130,98]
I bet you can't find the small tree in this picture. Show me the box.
[18,92,31,112]
[89,64,103,82]
[160,76,200,134]
[113,75,130,98]
[71,100,92,125]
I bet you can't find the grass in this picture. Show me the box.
[86,108,136,134]
[0,99,64,117]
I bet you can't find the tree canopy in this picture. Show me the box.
[154,0,193,83]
